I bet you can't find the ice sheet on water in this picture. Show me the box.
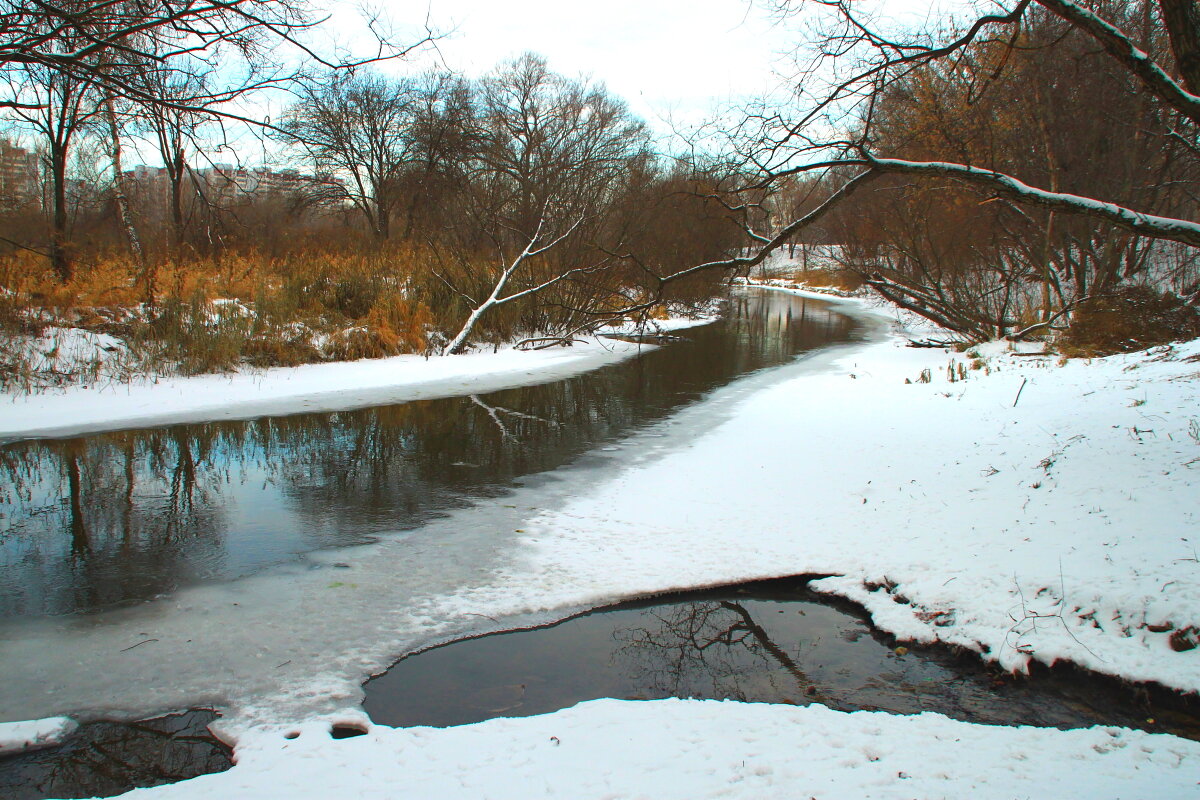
[0,303,887,737]
[0,716,77,755]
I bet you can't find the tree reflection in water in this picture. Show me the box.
[0,292,860,618]
[0,710,231,800]
[364,580,1200,738]
[613,600,826,706]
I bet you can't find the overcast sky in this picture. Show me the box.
[153,0,945,166]
[367,0,803,130]
[359,1,951,134]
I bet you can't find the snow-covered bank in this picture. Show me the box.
[0,336,658,441]
[121,699,1200,799]
[6,288,1200,797]
[425,290,1200,691]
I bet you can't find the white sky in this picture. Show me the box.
[356,0,953,134]
[359,0,804,130]
[133,0,947,166]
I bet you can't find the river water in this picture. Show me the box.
[0,290,861,619]
[3,289,1199,800]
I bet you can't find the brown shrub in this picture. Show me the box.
[791,267,865,292]
[1060,286,1200,357]
[242,334,323,368]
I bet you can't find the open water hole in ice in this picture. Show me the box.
[0,710,231,800]
[9,578,1200,800]
[0,290,861,618]
[364,576,1200,740]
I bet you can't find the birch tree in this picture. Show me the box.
[442,212,587,354]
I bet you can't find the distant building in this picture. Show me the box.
[0,139,41,207]
[127,164,171,204]
[199,164,315,201]
[120,162,345,222]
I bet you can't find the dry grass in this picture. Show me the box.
[1060,286,1200,357]
[0,245,445,391]
[0,239,711,392]
[788,267,865,292]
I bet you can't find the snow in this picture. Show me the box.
[2,287,1199,797]
[7,325,132,388]
[0,336,652,441]
[121,700,1200,799]
[0,715,77,756]
[442,289,1200,690]
[596,311,721,335]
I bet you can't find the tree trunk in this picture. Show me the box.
[105,98,145,271]
[376,203,391,241]
[49,148,73,283]
[1161,0,1200,93]
[445,299,492,355]
[169,168,185,256]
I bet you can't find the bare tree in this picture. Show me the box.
[395,71,478,240]
[5,56,99,280]
[671,0,1200,337]
[103,94,144,271]
[434,55,654,354]
[476,54,648,239]
[133,65,213,258]
[282,71,424,242]
[0,0,430,116]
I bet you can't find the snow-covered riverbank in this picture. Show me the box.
[120,699,1200,799]
[0,338,655,442]
[425,288,1200,692]
[5,289,1200,797]
[0,312,729,442]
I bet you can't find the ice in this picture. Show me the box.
[0,716,77,755]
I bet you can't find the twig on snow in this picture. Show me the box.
[1013,377,1028,407]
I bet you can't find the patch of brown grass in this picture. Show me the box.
[0,244,444,384]
[1060,286,1200,357]
[790,267,865,292]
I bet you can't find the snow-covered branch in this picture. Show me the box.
[1034,0,1200,124]
[443,214,589,356]
[862,157,1200,250]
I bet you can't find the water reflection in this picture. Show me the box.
[613,598,825,704]
[0,291,861,617]
[363,579,1200,739]
[0,710,231,800]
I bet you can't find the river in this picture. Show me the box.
[0,289,869,725]
[4,288,1199,800]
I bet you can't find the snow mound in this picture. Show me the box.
[120,699,1200,799]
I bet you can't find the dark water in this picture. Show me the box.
[0,291,862,617]
[0,710,231,800]
[364,577,1200,740]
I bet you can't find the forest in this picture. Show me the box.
[752,0,1200,352]
[1,0,1199,391]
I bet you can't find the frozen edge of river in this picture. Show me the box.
[7,290,1200,799]
[0,323,725,442]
